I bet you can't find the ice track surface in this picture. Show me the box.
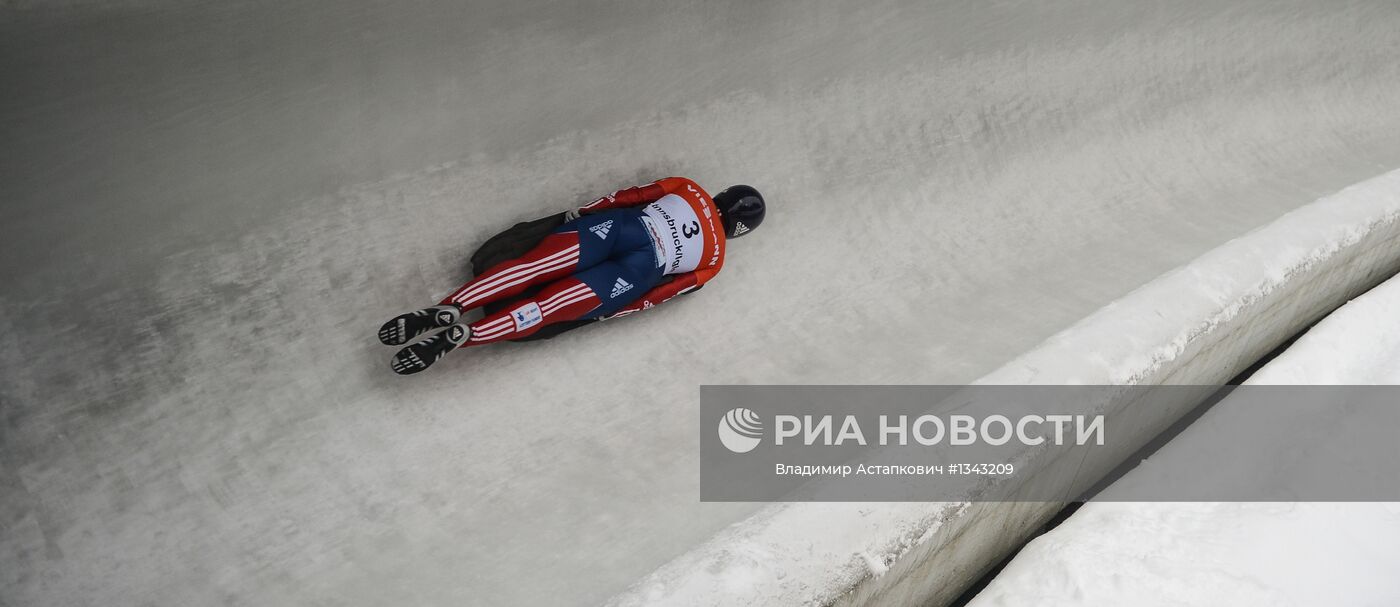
[4,1,1400,605]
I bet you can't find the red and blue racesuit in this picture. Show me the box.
[440,177,726,345]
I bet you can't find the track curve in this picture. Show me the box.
[4,1,1400,605]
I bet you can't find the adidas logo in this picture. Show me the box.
[733,221,750,236]
[589,220,614,239]
[610,277,633,298]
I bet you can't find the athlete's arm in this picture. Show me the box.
[577,176,706,214]
[604,267,716,319]
[578,181,668,213]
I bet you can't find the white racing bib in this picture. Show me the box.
[640,194,704,275]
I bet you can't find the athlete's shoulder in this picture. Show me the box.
[656,176,710,198]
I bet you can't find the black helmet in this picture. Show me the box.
[713,185,765,238]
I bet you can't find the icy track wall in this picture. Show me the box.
[963,266,1400,607]
[609,170,1400,607]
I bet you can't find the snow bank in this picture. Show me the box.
[1246,274,1400,384]
[606,169,1400,607]
[970,501,1400,607]
[966,274,1400,607]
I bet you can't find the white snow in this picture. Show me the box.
[972,502,1400,607]
[1248,278,1400,385]
[967,275,1400,607]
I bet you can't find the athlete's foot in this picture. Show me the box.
[390,323,471,375]
[378,305,461,346]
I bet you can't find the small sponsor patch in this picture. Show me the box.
[511,302,543,331]
[589,220,614,239]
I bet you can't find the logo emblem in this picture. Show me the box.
[733,221,750,236]
[589,220,614,239]
[610,277,633,299]
[718,408,763,453]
